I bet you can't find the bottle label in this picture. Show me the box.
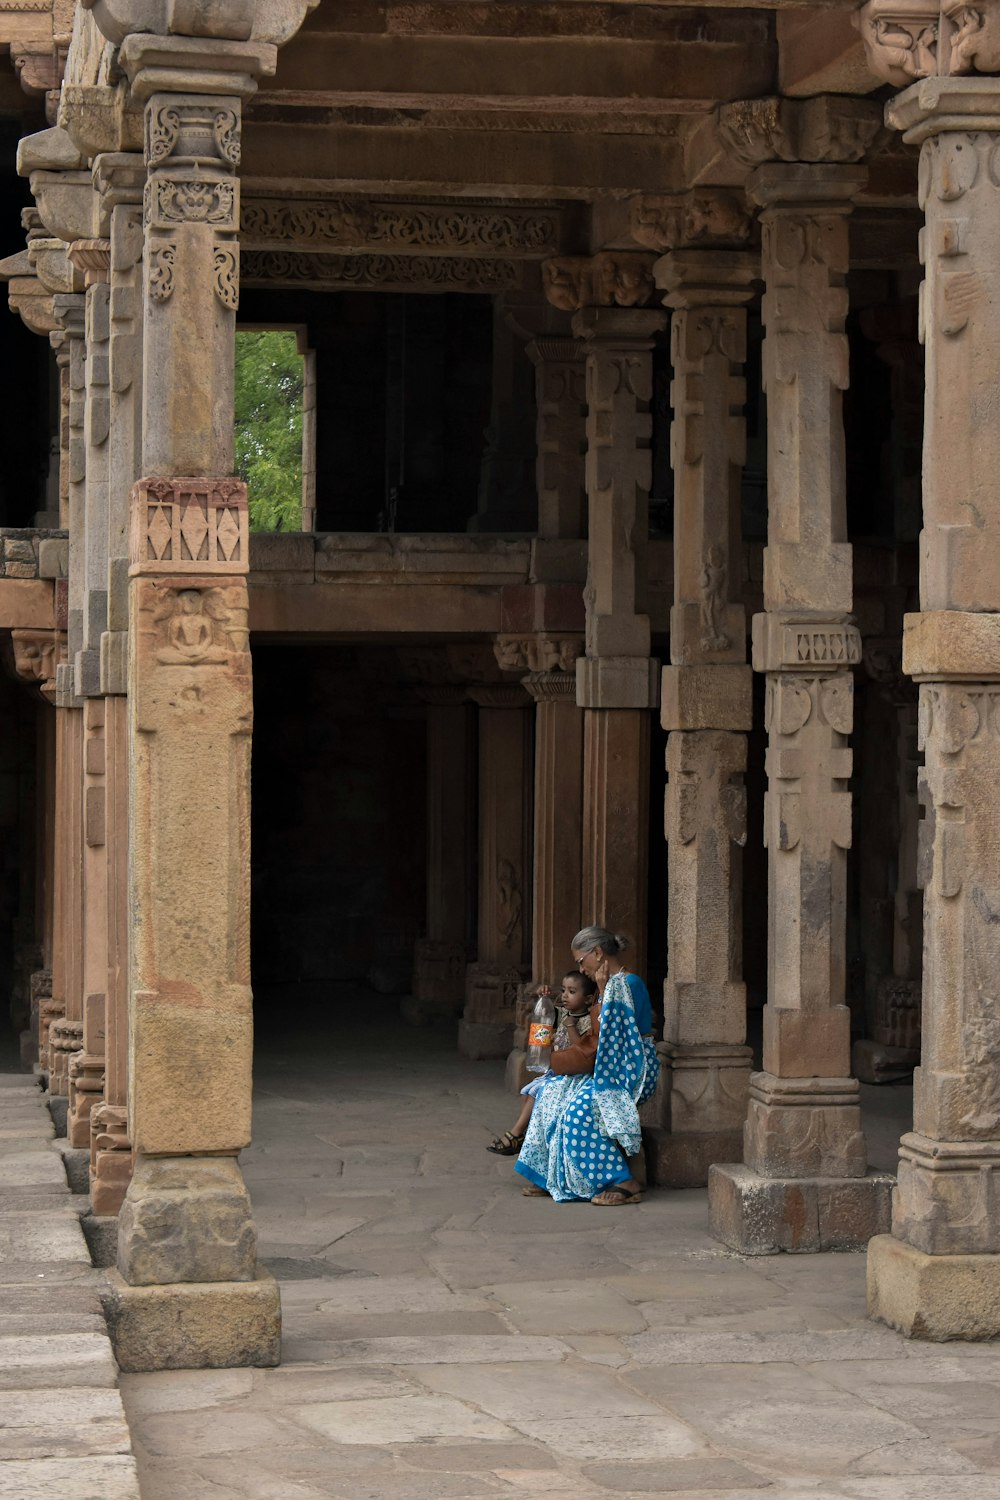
[528,1023,554,1048]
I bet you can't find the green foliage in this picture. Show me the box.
[234,330,304,532]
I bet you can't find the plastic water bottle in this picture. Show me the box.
[525,990,556,1073]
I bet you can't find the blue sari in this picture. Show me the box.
[515,971,659,1203]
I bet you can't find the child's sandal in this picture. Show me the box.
[486,1131,524,1156]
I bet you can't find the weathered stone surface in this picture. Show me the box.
[0,1456,140,1499]
[117,1155,257,1286]
[0,1388,131,1460]
[0,1333,119,1390]
[868,1234,1000,1341]
[102,1268,281,1372]
[709,1164,893,1255]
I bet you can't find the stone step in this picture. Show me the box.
[0,1455,140,1498]
[0,1333,119,1391]
[0,1387,131,1460]
[0,1210,90,1265]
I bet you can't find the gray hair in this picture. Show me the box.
[571,925,629,956]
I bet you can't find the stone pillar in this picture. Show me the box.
[103,39,280,1371]
[567,290,663,975]
[409,689,475,1021]
[646,244,757,1187]
[461,684,533,1059]
[866,70,1000,1340]
[708,151,892,1253]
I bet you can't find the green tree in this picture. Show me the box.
[234,329,303,532]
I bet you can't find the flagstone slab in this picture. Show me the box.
[291,1392,519,1444]
[0,1455,140,1499]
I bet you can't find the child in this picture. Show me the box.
[486,971,598,1156]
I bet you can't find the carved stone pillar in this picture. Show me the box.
[67,697,109,1148]
[410,688,475,1021]
[645,243,758,1187]
[461,684,533,1060]
[526,336,586,542]
[708,150,892,1253]
[562,289,663,975]
[867,73,1000,1340]
[104,39,280,1372]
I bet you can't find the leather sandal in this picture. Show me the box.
[591,1180,643,1206]
[486,1131,525,1156]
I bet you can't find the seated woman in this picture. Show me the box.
[515,925,660,1206]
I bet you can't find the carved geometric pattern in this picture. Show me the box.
[241,199,560,256]
[240,251,521,293]
[129,478,249,577]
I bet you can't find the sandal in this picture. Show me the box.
[486,1131,525,1156]
[591,1180,643,1207]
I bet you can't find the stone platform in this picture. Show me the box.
[116,989,1000,1500]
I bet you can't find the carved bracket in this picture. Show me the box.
[542,252,657,311]
[719,94,886,167]
[11,629,66,703]
[493,633,584,674]
[629,191,753,252]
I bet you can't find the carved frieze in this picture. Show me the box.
[542,252,656,311]
[240,199,561,257]
[630,191,752,252]
[129,476,248,576]
[719,95,885,167]
[240,251,521,293]
[147,174,237,229]
[493,633,584,674]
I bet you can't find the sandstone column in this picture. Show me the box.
[865,64,1000,1339]
[410,687,475,1021]
[707,106,892,1252]
[647,232,757,1188]
[543,255,663,973]
[460,684,532,1059]
[102,36,280,1370]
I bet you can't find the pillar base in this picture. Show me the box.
[867,1233,1000,1341]
[102,1267,281,1372]
[645,1127,744,1190]
[708,1163,893,1254]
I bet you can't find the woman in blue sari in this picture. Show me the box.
[515,926,660,1206]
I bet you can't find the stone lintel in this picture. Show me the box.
[661,663,752,731]
[867,1233,1000,1341]
[102,1267,281,1371]
[655,248,760,309]
[752,612,860,673]
[710,1163,893,1254]
[902,610,1000,681]
[577,654,660,710]
[887,76,1000,144]
[117,34,276,101]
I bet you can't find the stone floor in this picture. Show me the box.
[114,987,1000,1500]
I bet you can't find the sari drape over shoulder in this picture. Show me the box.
[515,970,659,1203]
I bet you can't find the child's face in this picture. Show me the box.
[560,975,591,1013]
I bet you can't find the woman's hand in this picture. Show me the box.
[595,958,610,995]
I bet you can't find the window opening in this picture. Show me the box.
[235,327,310,532]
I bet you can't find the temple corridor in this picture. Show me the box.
[111,988,1000,1500]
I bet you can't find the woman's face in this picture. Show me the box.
[572,945,603,980]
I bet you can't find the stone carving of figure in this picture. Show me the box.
[700,544,731,652]
[497,858,522,948]
[154,589,229,665]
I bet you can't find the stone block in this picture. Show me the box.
[48,1095,68,1137]
[457,1020,512,1060]
[902,608,1000,680]
[660,663,753,731]
[576,654,660,710]
[744,1073,867,1180]
[0,1332,119,1390]
[867,1232,1000,1340]
[852,1037,917,1085]
[0,1456,140,1498]
[645,1126,744,1190]
[101,1267,281,1372]
[762,1005,851,1078]
[55,1143,91,1194]
[708,1163,893,1254]
[80,1212,118,1267]
[117,1155,257,1285]
[37,537,69,579]
[129,1003,252,1156]
[248,532,315,574]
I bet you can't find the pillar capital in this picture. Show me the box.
[888,72,1000,139]
[747,161,868,212]
[467,682,532,710]
[655,248,759,311]
[542,252,657,312]
[521,669,578,703]
[630,190,753,253]
[570,304,666,346]
[494,632,583,676]
[855,0,940,88]
[68,237,111,287]
[719,94,885,168]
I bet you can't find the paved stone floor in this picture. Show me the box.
[117,988,1000,1500]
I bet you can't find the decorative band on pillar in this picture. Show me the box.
[129,476,248,577]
